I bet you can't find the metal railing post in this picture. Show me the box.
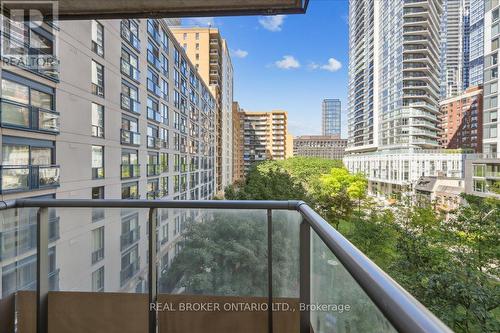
[267,209,273,333]
[299,219,310,333]
[37,207,49,333]
[148,208,158,333]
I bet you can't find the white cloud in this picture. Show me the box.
[275,55,300,70]
[259,15,285,32]
[321,58,342,72]
[233,49,249,58]
[308,62,320,70]
[183,17,215,27]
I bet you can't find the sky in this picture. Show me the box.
[182,0,350,138]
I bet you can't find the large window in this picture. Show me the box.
[121,81,140,114]
[91,20,104,57]
[91,103,104,138]
[1,75,58,132]
[92,145,104,179]
[91,60,104,97]
[121,150,140,179]
[91,227,104,264]
[121,48,139,81]
[147,68,161,97]
[122,182,139,199]
[1,138,58,192]
[121,19,140,50]
[121,116,140,146]
[120,245,139,285]
[92,267,104,292]
[121,213,140,250]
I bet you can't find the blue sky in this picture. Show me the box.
[183,0,350,137]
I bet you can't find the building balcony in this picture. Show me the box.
[121,94,141,114]
[0,165,60,193]
[147,80,163,98]
[121,129,141,146]
[121,58,140,81]
[0,100,60,133]
[121,164,141,179]
[0,200,450,333]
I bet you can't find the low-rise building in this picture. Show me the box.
[344,149,465,199]
[415,176,465,212]
[293,135,347,160]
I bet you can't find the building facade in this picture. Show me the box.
[344,0,464,198]
[170,27,234,194]
[232,102,244,182]
[0,18,217,296]
[468,0,485,86]
[483,0,500,157]
[439,85,483,152]
[464,156,500,198]
[322,99,341,136]
[293,135,347,160]
[238,110,292,173]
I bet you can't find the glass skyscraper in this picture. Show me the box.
[322,99,341,136]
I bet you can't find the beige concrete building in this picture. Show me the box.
[293,135,347,160]
[0,18,217,295]
[171,27,234,194]
[237,109,292,173]
[232,102,244,182]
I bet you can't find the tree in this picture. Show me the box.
[312,167,367,229]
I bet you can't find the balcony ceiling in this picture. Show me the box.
[21,0,309,19]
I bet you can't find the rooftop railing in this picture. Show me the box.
[0,199,451,333]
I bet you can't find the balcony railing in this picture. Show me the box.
[121,128,141,145]
[147,79,163,98]
[147,107,163,122]
[0,165,60,193]
[0,200,451,333]
[121,164,140,179]
[92,167,105,179]
[0,100,60,133]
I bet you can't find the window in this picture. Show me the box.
[160,153,169,173]
[147,179,159,199]
[91,103,104,138]
[147,68,161,97]
[147,153,160,176]
[147,41,161,71]
[92,145,104,179]
[92,267,104,292]
[122,182,139,199]
[121,81,140,113]
[196,43,199,50]
[92,186,104,199]
[160,28,169,51]
[91,20,104,57]
[1,138,58,192]
[121,150,139,179]
[120,245,139,285]
[91,61,104,97]
[121,213,140,250]
[195,33,199,40]
[147,96,162,122]
[1,75,58,132]
[147,125,160,149]
[160,176,168,197]
[121,19,140,50]
[121,48,139,81]
[91,227,104,264]
[121,116,140,145]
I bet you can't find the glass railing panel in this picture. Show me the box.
[0,166,30,192]
[310,230,397,333]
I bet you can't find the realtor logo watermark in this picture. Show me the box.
[1,1,59,78]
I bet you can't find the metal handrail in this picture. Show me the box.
[0,199,451,333]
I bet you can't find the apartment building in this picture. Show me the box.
[232,102,244,182]
[0,18,216,296]
[343,0,465,198]
[322,99,341,136]
[465,156,500,197]
[469,0,485,86]
[293,135,347,160]
[439,85,483,152]
[441,0,470,98]
[170,27,234,194]
[238,110,292,173]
